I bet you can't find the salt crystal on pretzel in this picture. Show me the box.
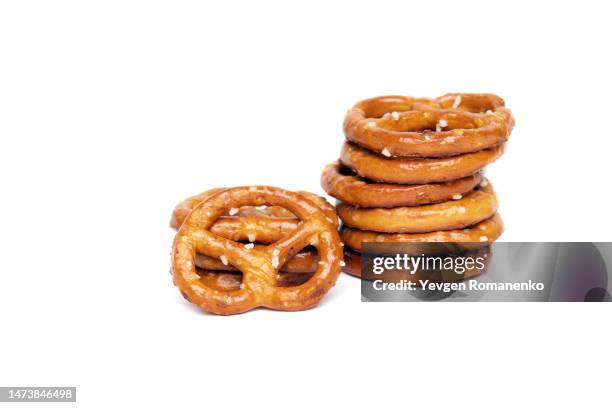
[171,186,343,315]
[340,213,504,253]
[336,182,498,233]
[343,93,514,157]
[338,142,504,184]
[321,161,484,208]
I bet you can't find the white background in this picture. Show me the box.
[1,1,611,407]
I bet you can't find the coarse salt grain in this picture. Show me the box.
[272,249,280,257]
[480,179,489,188]
[381,148,392,157]
[452,95,462,109]
[220,255,228,266]
[247,233,256,242]
[340,261,346,267]
[438,119,448,128]
[228,208,239,216]
[452,194,463,200]
[486,110,493,114]
[479,236,488,242]
[244,243,254,250]
[271,256,279,268]
[255,205,267,211]
[391,111,400,120]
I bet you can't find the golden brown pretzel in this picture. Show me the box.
[195,248,318,274]
[321,161,484,208]
[343,94,514,158]
[171,189,338,230]
[340,141,504,184]
[341,213,504,252]
[171,186,343,315]
[337,182,498,233]
[171,189,330,275]
[196,269,313,291]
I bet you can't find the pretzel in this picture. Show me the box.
[171,188,337,230]
[171,189,330,275]
[340,213,504,253]
[321,161,484,208]
[337,181,497,233]
[343,93,514,158]
[340,141,505,184]
[195,248,318,274]
[171,186,343,315]
[196,269,313,291]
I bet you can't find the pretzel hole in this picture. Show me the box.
[365,106,412,119]
[196,268,244,291]
[224,205,295,219]
[439,99,498,114]
[381,115,479,133]
[195,267,314,290]
[276,272,314,287]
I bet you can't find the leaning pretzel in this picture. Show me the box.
[172,186,343,315]
[343,93,514,157]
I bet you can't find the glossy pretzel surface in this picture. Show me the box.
[321,161,483,208]
[171,186,343,315]
[343,93,514,158]
[336,182,498,233]
[340,141,504,184]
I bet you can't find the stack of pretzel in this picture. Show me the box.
[321,94,515,277]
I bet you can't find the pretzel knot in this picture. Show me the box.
[171,186,343,315]
[344,93,515,158]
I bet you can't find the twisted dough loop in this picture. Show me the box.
[171,188,338,231]
[170,189,335,271]
[172,186,343,315]
[195,248,318,273]
[336,182,498,233]
[341,213,504,253]
[343,93,514,158]
[340,141,504,184]
[321,161,484,208]
[171,189,330,274]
